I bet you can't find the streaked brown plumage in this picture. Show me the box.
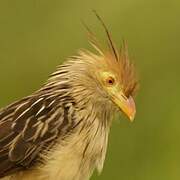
[0,14,138,180]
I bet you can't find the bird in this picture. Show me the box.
[0,13,138,180]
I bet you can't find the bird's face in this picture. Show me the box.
[97,67,137,122]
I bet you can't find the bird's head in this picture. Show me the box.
[64,39,138,122]
[49,13,138,122]
[76,41,138,122]
[71,14,138,122]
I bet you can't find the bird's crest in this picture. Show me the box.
[82,11,138,96]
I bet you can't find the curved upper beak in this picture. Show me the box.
[112,93,136,122]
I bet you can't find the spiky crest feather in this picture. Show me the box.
[82,11,138,97]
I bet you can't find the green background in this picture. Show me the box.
[0,0,180,179]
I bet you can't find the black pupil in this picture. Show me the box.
[108,78,114,84]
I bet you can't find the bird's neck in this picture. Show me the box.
[36,101,114,180]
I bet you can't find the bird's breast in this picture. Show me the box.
[39,116,110,180]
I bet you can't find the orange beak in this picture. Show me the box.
[112,93,136,122]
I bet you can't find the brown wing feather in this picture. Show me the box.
[0,93,75,178]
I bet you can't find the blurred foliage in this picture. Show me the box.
[0,0,180,179]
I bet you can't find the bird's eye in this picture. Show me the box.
[106,76,115,86]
